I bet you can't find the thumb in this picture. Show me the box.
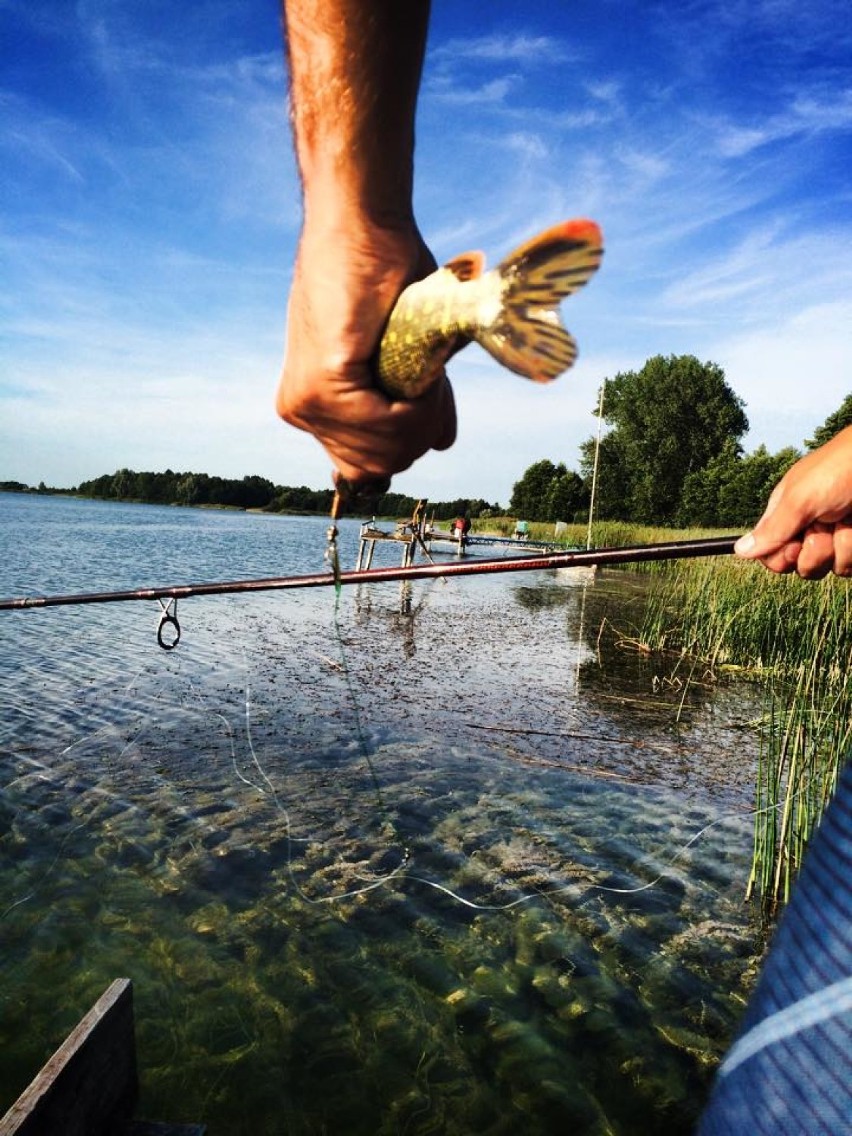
[734,481,805,559]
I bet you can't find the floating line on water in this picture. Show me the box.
[0,537,741,612]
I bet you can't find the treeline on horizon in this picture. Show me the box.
[1,470,499,524]
[6,356,850,528]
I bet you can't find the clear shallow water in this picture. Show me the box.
[0,494,765,1134]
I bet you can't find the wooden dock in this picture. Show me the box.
[355,501,576,571]
[0,979,205,1136]
[355,499,434,569]
[356,521,423,569]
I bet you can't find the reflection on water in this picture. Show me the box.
[0,496,765,1134]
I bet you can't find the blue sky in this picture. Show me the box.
[3,0,851,506]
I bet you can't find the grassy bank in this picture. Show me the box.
[602,524,849,914]
[479,518,850,913]
[639,550,850,913]
[470,517,732,552]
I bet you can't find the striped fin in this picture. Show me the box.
[475,219,603,383]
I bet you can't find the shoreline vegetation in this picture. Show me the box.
[564,519,849,918]
[5,484,846,915]
[0,474,501,525]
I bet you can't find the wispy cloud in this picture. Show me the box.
[427,74,521,107]
[712,90,852,157]
[431,32,579,66]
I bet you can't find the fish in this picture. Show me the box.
[376,218,603,400]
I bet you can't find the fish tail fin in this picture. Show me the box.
[474,219,603,383]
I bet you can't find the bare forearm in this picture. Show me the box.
[283,0,430,228]
[276,0,455,486]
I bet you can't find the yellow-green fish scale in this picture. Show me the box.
[377,269,480,399]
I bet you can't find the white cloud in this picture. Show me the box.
[426,74,521,106]
[585,80,621,107]
[612,145,670,190]
[431,33,577,66]
[503,131,549,162]
[713,90,852,157]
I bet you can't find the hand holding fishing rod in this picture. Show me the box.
[734,424,852,578]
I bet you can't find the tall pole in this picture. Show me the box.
[586,379,605,550]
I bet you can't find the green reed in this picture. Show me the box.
[476,519,849,911]
[638,551,851,913]
[476,519,690,549]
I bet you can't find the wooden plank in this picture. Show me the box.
[0,978,138,1136]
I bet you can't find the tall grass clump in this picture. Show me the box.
[640,557,852,913]
[475,518,703,551]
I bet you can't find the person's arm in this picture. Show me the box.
[734,424,852,577]
[276,0,456,487]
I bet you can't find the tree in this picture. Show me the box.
[579,430,633,521]
[581,356,748,523]
[175,472,206,506]
[677,440,742,527]
[509,461,588,522]
[110,468,137,499]
[678,444,801,527]
[508,460,557,520]
[510,460,557,519]
[806,394,852,450]
[546,469,589,521]
[238,475,276,509]
[717,446,799,526]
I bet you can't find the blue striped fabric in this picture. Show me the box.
[699,760,852,1133]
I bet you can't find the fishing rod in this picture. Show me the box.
[0,536,739,649]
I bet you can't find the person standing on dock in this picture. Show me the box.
[452,514,471,552]
[277,4,850,1131]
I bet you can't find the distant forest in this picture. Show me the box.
[0,470,500,522]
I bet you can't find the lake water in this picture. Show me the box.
[0,493,765,1134]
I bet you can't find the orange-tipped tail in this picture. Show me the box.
[474,219,603,382]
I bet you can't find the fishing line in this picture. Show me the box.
[281,586,415,902]
[1,627,783,922]
[0,659,155,922]
[272,570,750,910]
[0,820,88,922]
[1,549,781,922]
[324,793,796,913]
[225,606,779,914]
[331,591,389,810]
[160,612,410,907]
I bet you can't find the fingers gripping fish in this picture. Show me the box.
[326,220,603,580]
[376,219,604,399]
